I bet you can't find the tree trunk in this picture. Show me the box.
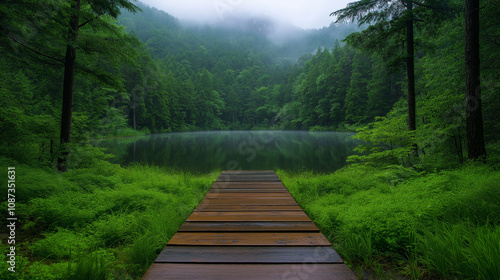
[133,105,136,130]
[57,0,81,172]
[406,0,418,155]
[465,0,486,160]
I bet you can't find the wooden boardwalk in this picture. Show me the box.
[142,170,356,279]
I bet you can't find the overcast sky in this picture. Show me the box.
[139,0,353,29]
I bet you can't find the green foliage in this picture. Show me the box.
[1,0,499,279]
[340,229,377,267]
[0,0,400,138]
[0,63,59,165]
[348,112,415,166]
[0,159,216,279]
[345,52,371,124]
[418,223,500,279]
[91,214,135,247]
[279,163,500,278]
[276,44,400,130]
[30,229,93,260]
[128,235,162,276]
[65,250,115,280]
[0,244,30,280]
[24,261,70,280]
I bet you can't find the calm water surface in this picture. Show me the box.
[94,131,359,173]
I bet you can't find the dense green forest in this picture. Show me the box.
[1,0,499,279]
[2,1,499,165]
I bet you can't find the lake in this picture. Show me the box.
[93,131,359,173]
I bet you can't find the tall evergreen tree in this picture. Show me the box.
[464,0,486,160]
[58,0,139,171]
[332,0,452,148]
[331,45,355,126]
[1,0,140,171]
[367,54,400,120]
[345,51,371,124]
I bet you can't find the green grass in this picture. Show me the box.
[418,222,500,279]
[278,163,500,279]
[0,156,217,279]
[2,149,499,279]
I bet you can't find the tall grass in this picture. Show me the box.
[339,229,377,267]
[418,223,500,279]
[65,251,112,280]
[278,163,500,279]
[128,235,162,275]
[0,157,217,280]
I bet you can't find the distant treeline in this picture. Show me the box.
[1,1,498,166]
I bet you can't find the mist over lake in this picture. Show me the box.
[94,131,359,173]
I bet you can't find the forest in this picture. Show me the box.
[1,0,499,279]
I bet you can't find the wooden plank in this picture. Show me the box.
[202,196,295,200]
[155,246,343,264]
[216,175,282,182]
[194,205,303,212]
[187,211,310,222]
[218,175,280,179]
[142,170,356,280]
[212,182,285,188]
[217,178,282,182]
[221,170,276,175]
[203,195,294,200]
[198,198,298,205]
[209,188,288,193]
[178,221,319,232]
[211,186,287,191]
[218,174,279,178]
[142,263,357,280]
[167,232,331,246]
[204,193,293,198]
[214,181,284,184]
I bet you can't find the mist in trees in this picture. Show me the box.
[1,0,499,168]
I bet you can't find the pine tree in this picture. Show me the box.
[345,51,371,124]
[1,0,140,171]
[464,0,486,160]
[332,0,453,149]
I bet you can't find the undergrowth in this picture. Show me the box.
[0,156,217,279]
[278,163,500,279]
[1,146,499,279]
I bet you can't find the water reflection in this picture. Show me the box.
[93,131,359,173]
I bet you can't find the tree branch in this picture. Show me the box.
[6,33,64,64]
[488,38,500,47]
[78,15,100,28]
[410,1,433,9]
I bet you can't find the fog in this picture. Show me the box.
[139,0,352,30]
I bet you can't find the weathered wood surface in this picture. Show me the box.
[178,221,320,232]
[143,263,357,280]
[142,170,356,280]
[155,246,343,263]
[168,232,331,246]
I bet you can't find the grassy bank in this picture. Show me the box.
[0,157,217,280]
[2,145,499,280]
[278,164,500,279]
